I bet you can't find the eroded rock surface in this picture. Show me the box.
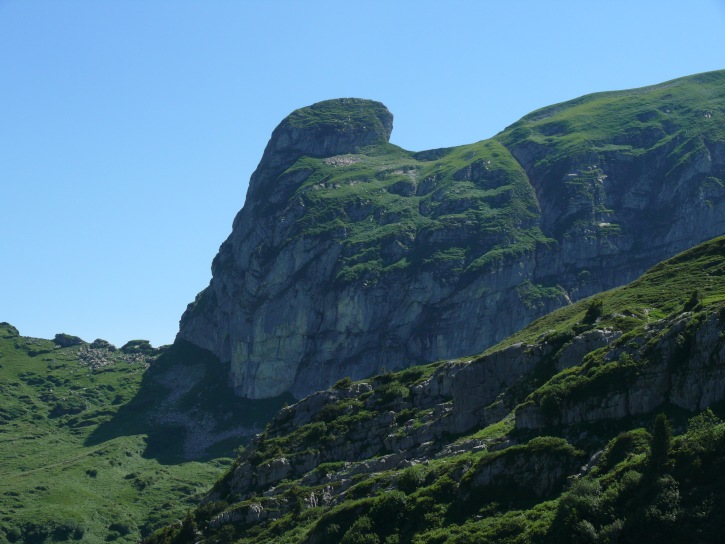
[178,73,725,399]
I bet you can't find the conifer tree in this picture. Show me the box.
[650,413,672,471]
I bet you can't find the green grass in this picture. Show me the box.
[499,70,725,165]
[0,326,290,543]
[496,69,725,240]
[281,98,392,137]
[278,136,550,287]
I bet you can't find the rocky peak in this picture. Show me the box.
[178,71,725,400]
[246,98,393,200]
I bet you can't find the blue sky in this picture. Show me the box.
[2,1,724,347]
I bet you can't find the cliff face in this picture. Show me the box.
[151,236,725,544]
[178,71,725,399]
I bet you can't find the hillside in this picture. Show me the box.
[0,328,289,543]
[149,235,725,543]
[178,70,725,399]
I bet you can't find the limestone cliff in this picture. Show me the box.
[178,71,725,399]
[149,236,725,544]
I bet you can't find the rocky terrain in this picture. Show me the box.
[148,234,725,544]
[178,70,725,399]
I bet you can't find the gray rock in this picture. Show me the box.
[178,89,725,400]
[516,312,725,430]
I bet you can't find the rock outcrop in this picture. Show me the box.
[178,71,725,399]
[216,238,725,508]
[516,311,725,430]
[151,235,725,544]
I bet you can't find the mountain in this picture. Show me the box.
[4,70,725,543]
[177,70,725,400]
[148,234,725,544]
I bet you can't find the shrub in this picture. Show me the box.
[120,339,156,355]
[54,333,85,347]
[50,397,86,417]
[398,464,428,494]
[4,525,22,542]
[683,289,700,311]
[90,338,117,351]
[174,512,198,543]
[301,421,328,444]
[376,382,409,404]
[341,516,380,544]
[370,490,409,529]
[597,429,650,472]
[649,413,672,472]
[582,299,603,325]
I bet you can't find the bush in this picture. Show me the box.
[398,464,428,494]
[4,525,22,542]
[376,382,409,404]
[683,289,700,311]
[582,300,603,325]
[341,516,380,544]
[54,333,85,347]
[649,413,672,472]
[598,429,650,472]
[50,397,86,417]
[108,522,132,536]
[370,490,409,529]
[120,339,156,355]
[91,338,117,351]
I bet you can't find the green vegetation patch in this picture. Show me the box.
[0,331,270,543]
[278,137,549,286]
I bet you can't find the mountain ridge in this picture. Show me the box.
[178,69,725,399]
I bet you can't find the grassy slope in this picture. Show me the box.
[149,235,725,543]
[499,69,725,166]
[277,69,725,286]
[0,329,241,543]
[497,232,725,351]
[497,70,725,240]
[282,137,546,286]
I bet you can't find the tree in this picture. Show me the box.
[683,289,700,311]
[650,413,672,472]
[582,300,604,325]
[174,511,198,544]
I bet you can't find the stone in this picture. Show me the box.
[178,74,725,400]
[53,333,84,348]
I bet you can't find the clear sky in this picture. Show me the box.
[2,1,724,348]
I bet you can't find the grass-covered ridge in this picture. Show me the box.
[498,69,725,238]
[500,69,725,163]
[282,98,393,140]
